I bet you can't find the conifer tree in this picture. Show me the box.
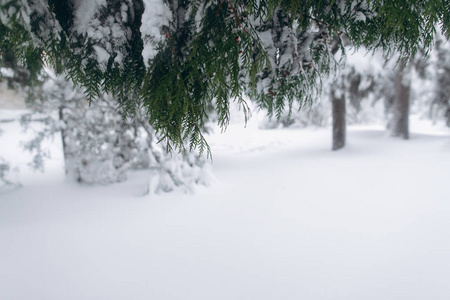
[434,35,450,126]
[0,44,27,188]
[20,72,211,191]
[1,0,449,153]
[408,35,450,127]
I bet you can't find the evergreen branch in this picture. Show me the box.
[216,0,226,17]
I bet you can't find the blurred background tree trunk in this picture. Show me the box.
[332,82,346,150]
[391,58,411,139]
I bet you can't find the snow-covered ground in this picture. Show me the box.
[1,108,450,300]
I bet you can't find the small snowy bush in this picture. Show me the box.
[0,156,11,186]
[0,155,20,189]
[22,73,211,193]
[411,35,450,126]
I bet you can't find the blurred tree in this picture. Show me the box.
[20,72,211,191]
[434,36,450,126]
[0,46,26,188]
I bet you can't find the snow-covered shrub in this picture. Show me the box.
[22,72,211,192]
[0,140,20,188]
[411,35,450,126]
[0,156,13,187]
[0,157,9,182]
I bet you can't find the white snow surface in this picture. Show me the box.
[1,108,450,300]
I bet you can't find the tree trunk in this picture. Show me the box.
[58,106,71,176]
[332,85,346,151]
[330,37,346,151]
[391,58,410,139]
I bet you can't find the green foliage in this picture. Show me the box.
[1,0,449,154]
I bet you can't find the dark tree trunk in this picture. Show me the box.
[58,106,70,176]
[330,37,346,151]
[391,59,410,139]
[332,85,346,151]
[348,73,362,112]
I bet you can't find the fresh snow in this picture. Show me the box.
[72,0,107,35]
[1,108,450,300]
[140,0,172,64]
